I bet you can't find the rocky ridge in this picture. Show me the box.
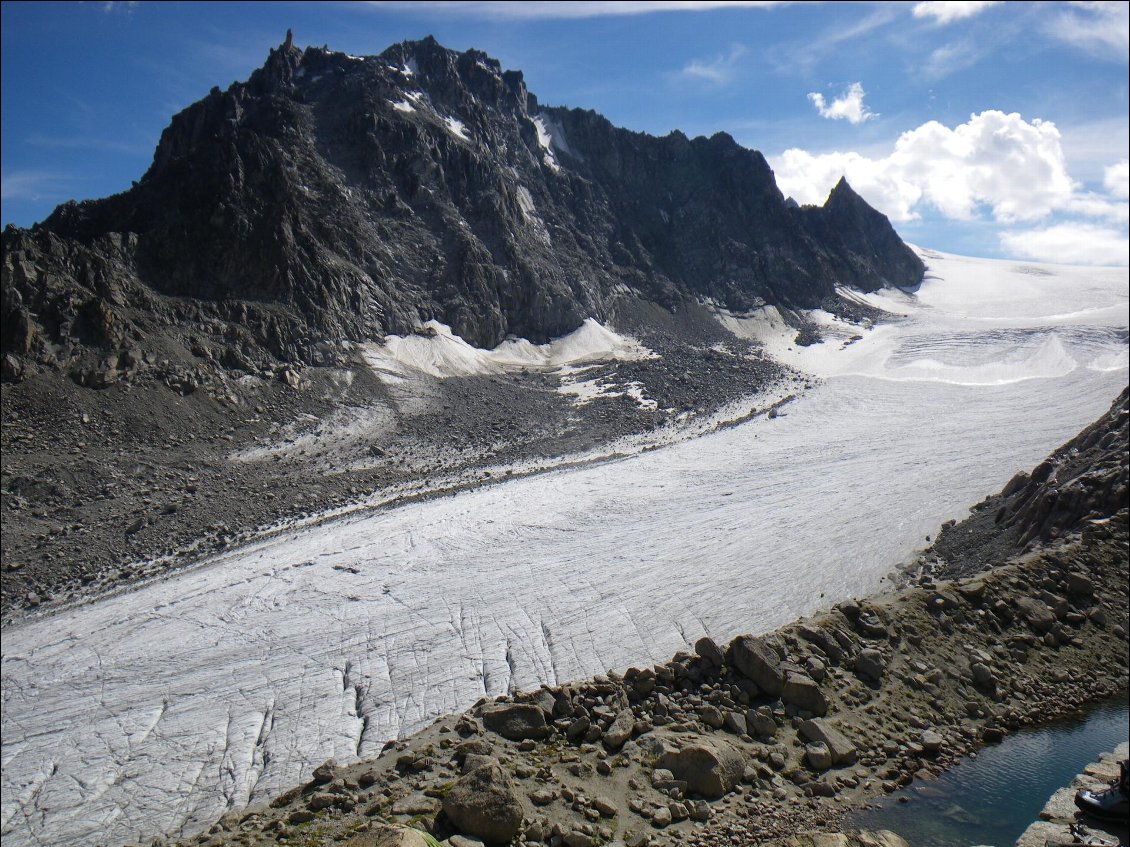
[919,385,1129,583]
[162,392,1129,847]
[2,33,921,386]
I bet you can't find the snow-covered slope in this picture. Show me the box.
[2,251,1127,847]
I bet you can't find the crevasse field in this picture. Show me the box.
[2,250,1127,847]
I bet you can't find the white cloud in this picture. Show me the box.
[921,39,986,79]
[912,1,1000,25]
[1052,119,1130,185]
[365,1,785,19]
[1064,192,1129,225]
[1045,1,1130,61]
[772,111,1081,224]
[1000,223,1129,266]
[807,82,875,124]
[25,133,148,156]
[768,7,899,76]
[679,44,746,84]
[0,170,69,201]
[1104,160,1130,199]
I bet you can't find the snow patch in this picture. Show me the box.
[532,114,576,172]
[389,99,415,114]
[515,186,537,221]
[364,319,652,383]
[514,185,551,246]
[442,115,470,141]
[557,368,658,410]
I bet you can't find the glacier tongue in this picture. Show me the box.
[1,252,1128,847]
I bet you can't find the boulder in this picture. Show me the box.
[723,710,748,735]
[805,742,833,771]
[747,706,777,738]
[1066,572,1094,596]
[657,739,746,799]
[481,703,550,741]
[920,729,944,755]
[970,662,996,690]
[1015,597,1055,634]
[603,709,635,751]
[853,649,885,683]
[799,719,857,766]
[699,704,725,729]
[782,673,828,716]
[311,759,337,784]
[694,636,725,666]
[442,763,525,843]
[730,635,784,696]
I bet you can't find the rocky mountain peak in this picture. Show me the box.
[3,34,923,383]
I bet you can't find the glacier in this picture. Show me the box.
[1,250,1127,846]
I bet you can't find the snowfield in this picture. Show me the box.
[2,250,1127,846]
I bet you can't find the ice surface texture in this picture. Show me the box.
[1,251,1127,846]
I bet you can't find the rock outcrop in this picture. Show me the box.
[928,387,1129,580]
[2,34,922,384]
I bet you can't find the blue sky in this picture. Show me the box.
[2,1,1127,264]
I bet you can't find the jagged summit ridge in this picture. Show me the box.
[2,34,923,379]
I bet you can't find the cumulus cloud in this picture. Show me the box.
[912,1,1000,25]
[1045,1,1130,61]
[679,45,747,85]
[772,111,1080,223]
[1064,192,1130,225]
[807,82,875,124]
[1000,223,1129,266]
[1104,160,1130,199]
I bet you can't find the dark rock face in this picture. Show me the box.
[795,177,927,293]
[1,35,923,381]
[930,386,1129,579]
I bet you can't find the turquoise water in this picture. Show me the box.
[845,694,1129,846]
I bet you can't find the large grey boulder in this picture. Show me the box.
[656,739,746,799]
[1015,597,1056,634]
[481,703,550,741]
[853,649,885,683]
[694,636,725,666]
[603,708,636,751]
[782,673,828,716]
[442,763,525,843]
[799,719,857,766]
[729,635,784,696]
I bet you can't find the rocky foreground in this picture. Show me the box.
[161,391,1129,847]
